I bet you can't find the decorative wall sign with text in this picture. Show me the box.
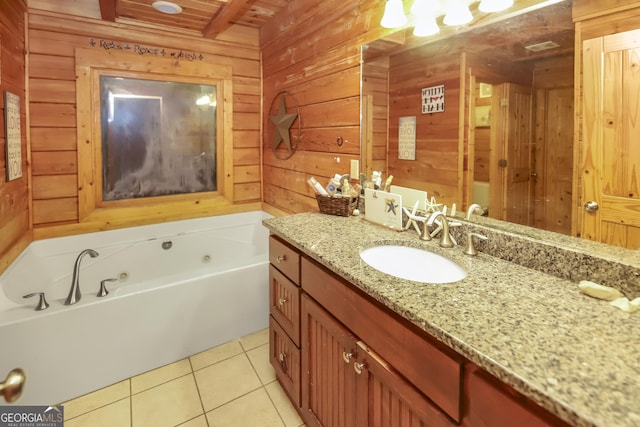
[4,91,22,181]
[398,116,416,160]
[422,85,445,114]
[89,38,204,61]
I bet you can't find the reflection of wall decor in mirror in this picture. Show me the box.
[421,85,445,114]
[479,82,492,98]
[100,76,217,201]
[4,91,22,181]
[361,1,576,237]
[398,116,416,160]
[474,105,491,127]
[268,91,300,160]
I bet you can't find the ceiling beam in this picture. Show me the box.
[99,0,117,21]
[202,0,254,38]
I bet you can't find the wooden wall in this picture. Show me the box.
[27,8,262,238]
[0,0,30,273]
[387,49,462,207]
[361,55,389,179]
[260,0,388,214]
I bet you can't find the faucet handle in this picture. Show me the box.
[98,278,118,297]
[464,233,488,256]
[23,292,49,311]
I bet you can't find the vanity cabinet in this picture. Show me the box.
[269,234,570,427]
[268,236,302,407]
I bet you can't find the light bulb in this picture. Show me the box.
[196,95,211,106]
[443,1,472,26]
[413,16,440,37]
[381,0,408,28]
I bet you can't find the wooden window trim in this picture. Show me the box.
[75,48,234,226]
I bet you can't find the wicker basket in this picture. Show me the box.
[315,194,358,216]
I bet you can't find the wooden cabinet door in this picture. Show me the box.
[354,341,456,427]
[301,294,358,427]
[581,30,640,249]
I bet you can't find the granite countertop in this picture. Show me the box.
[263,212,640,427]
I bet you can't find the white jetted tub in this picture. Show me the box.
[0,211,270,405]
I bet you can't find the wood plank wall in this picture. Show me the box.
[260,0,389,214]
[0,0,30,273]
[387,49,462,207]
[26,8,262,236]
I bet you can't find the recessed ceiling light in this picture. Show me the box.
[152,1,183,14]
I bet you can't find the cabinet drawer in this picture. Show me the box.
[269,265,301,346]
[269,236,300,284]
[270,316,301,408]
[465,366,571,427]
[302,257,463,422]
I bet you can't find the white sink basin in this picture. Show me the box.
[360,245,467,284]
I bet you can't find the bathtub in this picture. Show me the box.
[0,211,271,406]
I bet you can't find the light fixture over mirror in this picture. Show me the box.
[381,0,514,35]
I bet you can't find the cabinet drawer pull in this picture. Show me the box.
[278,298,287,307]
[278,352,288,372]
[354,362,365,375]
[342,351,353,364]
[276,255,287,263]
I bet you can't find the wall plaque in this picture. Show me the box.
[4,91,22,181]
[398,116,416,160]
[421,84,445,114]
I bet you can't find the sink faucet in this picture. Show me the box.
[65,249,99,305]
[427,211,454,248]
[466,203,483,220]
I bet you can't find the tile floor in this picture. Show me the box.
[61,328,304,427]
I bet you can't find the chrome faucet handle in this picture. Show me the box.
[98,278,118,297]
[23,292,49,311]
[464,233,488,256]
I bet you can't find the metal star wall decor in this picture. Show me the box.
[268,91,300,160]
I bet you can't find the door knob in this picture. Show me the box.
[584,201,599,213]
[1,368,25,403]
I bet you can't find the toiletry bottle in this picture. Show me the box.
[383,175,394,192]
[342,180,351,198]
[307,177,329,196]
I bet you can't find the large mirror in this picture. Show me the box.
[361,0,575,236]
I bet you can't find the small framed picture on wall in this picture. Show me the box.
[4,91,22,181]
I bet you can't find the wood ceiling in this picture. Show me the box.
[96,0,289,38]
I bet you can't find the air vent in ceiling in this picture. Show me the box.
[525,41,560,52]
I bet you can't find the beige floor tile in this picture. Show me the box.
[132,374,202,427]
[65,398,130,427]
[247,343,276,384]
[62,380,130,419]
[265,381,303,427]
[239,328,269,351]
[190,340,244,371]
[131,359,192,394]
[206,388,284,427]
[176,415,208,427]
[194,353,262,412]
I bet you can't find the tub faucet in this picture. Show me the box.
[427,211,454,248]
[65,249,99,305]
